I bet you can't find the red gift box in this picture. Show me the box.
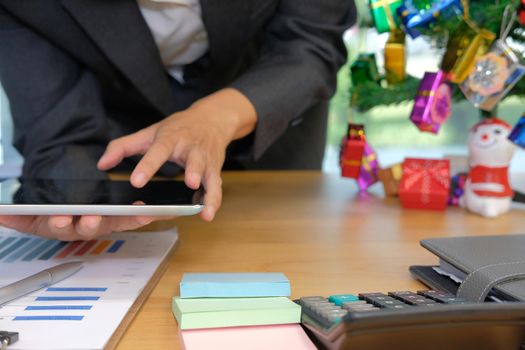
[340,139,365,179]
[340,124,366,179]
[399,158,450,210]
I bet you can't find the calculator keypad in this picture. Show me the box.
[300,290,471,329]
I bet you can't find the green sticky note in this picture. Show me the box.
[172,297,302,330]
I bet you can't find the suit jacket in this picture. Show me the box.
[0,0,355,178]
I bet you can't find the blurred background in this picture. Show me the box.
[0,0,524,182]
[325,0,525,177]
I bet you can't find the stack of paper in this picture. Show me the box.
[172,273,314,349]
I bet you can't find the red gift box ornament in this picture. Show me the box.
[340,124,366,179]
[399,158,451,210]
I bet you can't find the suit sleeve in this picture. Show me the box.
[0,7,110,179]
[229,0,356,159]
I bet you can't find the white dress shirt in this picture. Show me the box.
[137,0,209,83]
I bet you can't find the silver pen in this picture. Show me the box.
[0,261,83,306]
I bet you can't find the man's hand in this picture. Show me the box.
[0,215,158,241]
[97,88,257,221]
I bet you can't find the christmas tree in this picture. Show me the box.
[331,0,525,209]
[350,0,525,112]
[327,0,525,169]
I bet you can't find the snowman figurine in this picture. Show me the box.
[460,118,516,218]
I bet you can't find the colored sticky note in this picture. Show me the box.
[172,296,301,330]
[180,324,317,350]
[180,273,291,298]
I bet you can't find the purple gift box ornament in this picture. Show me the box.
[410,71,452,134]
[357,142,380,191]
[448,173,467,206]
[509,115,525,149]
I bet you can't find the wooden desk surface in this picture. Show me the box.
[116,171,525,349]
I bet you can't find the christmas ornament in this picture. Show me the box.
[357,143,380,191]
[384,30,407,84]
[399,158,450,210]
[350,53,381,87]
[369,0,403,33]
[519,0,525,26]
[340,124,366,179]
[440,20,496,84]
[459,118,516,218]
[410,71,452,134]
[378,163,403,196]
[397,0,464,39]
[460,6,525,111]
[448,172,467,206]
[508,114,525,148]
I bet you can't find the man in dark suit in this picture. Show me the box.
[0,1,355,239]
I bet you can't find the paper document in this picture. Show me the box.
[0,227,178,350]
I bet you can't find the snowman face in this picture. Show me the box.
[468,123,516,167]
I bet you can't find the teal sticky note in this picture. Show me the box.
[172,296,301,330]
[180,273,291,298]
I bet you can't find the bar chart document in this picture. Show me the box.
[0,227,178,349]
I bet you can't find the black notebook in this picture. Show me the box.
[410,234,525,302]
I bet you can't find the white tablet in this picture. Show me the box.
[0,178,204,216]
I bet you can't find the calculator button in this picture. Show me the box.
[300,296,328,305]
[328,294,360,306]
[389,291,436,306]
[321,309,348,324]
[342,300,367,307]
[434,296,468,304]
[358,292,387,299]
[417,290,454,300]
[351,307,381,313]
[343,303,377,311]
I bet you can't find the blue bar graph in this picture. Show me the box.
[38,241,68,260]
[5,238,44,263]
[107,240,125,253]
[0,237,16,252]
[0,237,30,260]
[47,287,107,292]
[25,305,92,311]
[14,316,84,321]
[22,240,56,261]
[36,296,100,301]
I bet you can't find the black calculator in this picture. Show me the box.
[298,290,525,350]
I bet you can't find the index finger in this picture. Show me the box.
[130,138,173,188]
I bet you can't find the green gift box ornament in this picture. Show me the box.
[351,53,381,87]
[369,0,403,33]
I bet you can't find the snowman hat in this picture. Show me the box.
[471,117,512,132]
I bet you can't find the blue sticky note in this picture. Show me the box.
[180,273,291,298]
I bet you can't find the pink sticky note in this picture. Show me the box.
[180,324,316,350]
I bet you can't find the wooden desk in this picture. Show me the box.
[116,171,525,349]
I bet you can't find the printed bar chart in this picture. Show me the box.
[0,235,126,263]
[14,287,107,322]
[0,228,178,350]
[25,306,93,311]
[14,316,84,321]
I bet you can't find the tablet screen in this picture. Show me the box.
[0,178,202,206]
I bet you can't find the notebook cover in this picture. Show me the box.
[420,235,525,301]
[179,273,291,298]
[172,296,301,330]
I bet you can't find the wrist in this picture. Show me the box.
[190,88,257,142]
